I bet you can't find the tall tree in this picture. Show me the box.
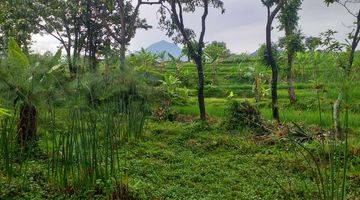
[261,0,285,123]
[83,0,105,72]
[35,0,86,75]
[278,0,304,105]
[100,0,160,71]
[158,0,225,120]
[0,1,39,53]
[324,1,360,136]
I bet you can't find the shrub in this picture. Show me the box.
[224,100,268,135]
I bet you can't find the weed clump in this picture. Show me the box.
[224,100,268,135]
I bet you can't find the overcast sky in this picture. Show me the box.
[31,0,359,54]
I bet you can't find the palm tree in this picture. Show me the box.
[0,38,62,149]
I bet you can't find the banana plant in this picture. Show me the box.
[167,53,182,78]
[0,38,62,149]
[160,74,181,97]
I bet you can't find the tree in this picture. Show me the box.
[305,36,322,52]
[0,38,62,149]
[278,0,304,105]
[204,41,230,85]
[158,0,225,120]
[204,41,230,63]
[261,0,285,123]
[324,0,359,77]
[83,0,106,72]
[100,0,160,71]
[181,42,198,62]
[324,1,360,137]
[0,1,39,53]
[35,0,86,75]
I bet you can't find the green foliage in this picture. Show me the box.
[305,37,322,52]
[320,30,345,52]
[0,117,17,179]
[278,30,305,55]
[0,38,63,106]
[160,74,181,97]
[204,41,230,63]
[257,43,280,66]
[223,53,254,64]
[0,0,39,52]
[46,102,146,190]
[278,0,302,32]
[278,125,351,200]
[129,48,158,68]
[0,108,10,117]
[224,100,268,135]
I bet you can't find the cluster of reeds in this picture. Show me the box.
[0,116,17,180]
[43,97,147,193]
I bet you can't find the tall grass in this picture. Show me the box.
[0,116,17,181]
[284,124,349,200]
[44,97,147,194]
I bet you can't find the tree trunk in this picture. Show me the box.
[287,53,297,105]
[271,66,280,122]
[18,103,37,150]
[195,59,206,120]
[66,49,77,77]
[90,46,97,72]
[120,43,126,71]
[265,5,282,123]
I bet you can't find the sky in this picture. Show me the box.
[31,0,359,54]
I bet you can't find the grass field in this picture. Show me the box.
[1,54,360,199]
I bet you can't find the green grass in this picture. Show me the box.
[1,56,360,199]
[2,120,360,199]
[86,121,334,199]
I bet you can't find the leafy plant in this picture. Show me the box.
[0,38,62,150]
[0,107,10,117]
[160,74,181,98]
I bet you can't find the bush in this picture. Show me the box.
[224,100,268,135]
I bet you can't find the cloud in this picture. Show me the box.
[31,1,358,54]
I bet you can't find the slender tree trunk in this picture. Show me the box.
[120,43,126,71]
[265,5,282,123]
[90,45,97,72]
[18,103,37,150]
[195,58,206,120]
[66,49,77,76]
[287,53,297,105]
[271,65,280,122]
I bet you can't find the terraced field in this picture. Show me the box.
[161,59,360,131]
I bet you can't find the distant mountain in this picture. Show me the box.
[146,40,187,61]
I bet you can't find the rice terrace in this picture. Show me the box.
[0,0,360,199]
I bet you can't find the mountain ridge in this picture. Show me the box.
[146,40,187,61]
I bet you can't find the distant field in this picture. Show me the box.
[161,60,360,133]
